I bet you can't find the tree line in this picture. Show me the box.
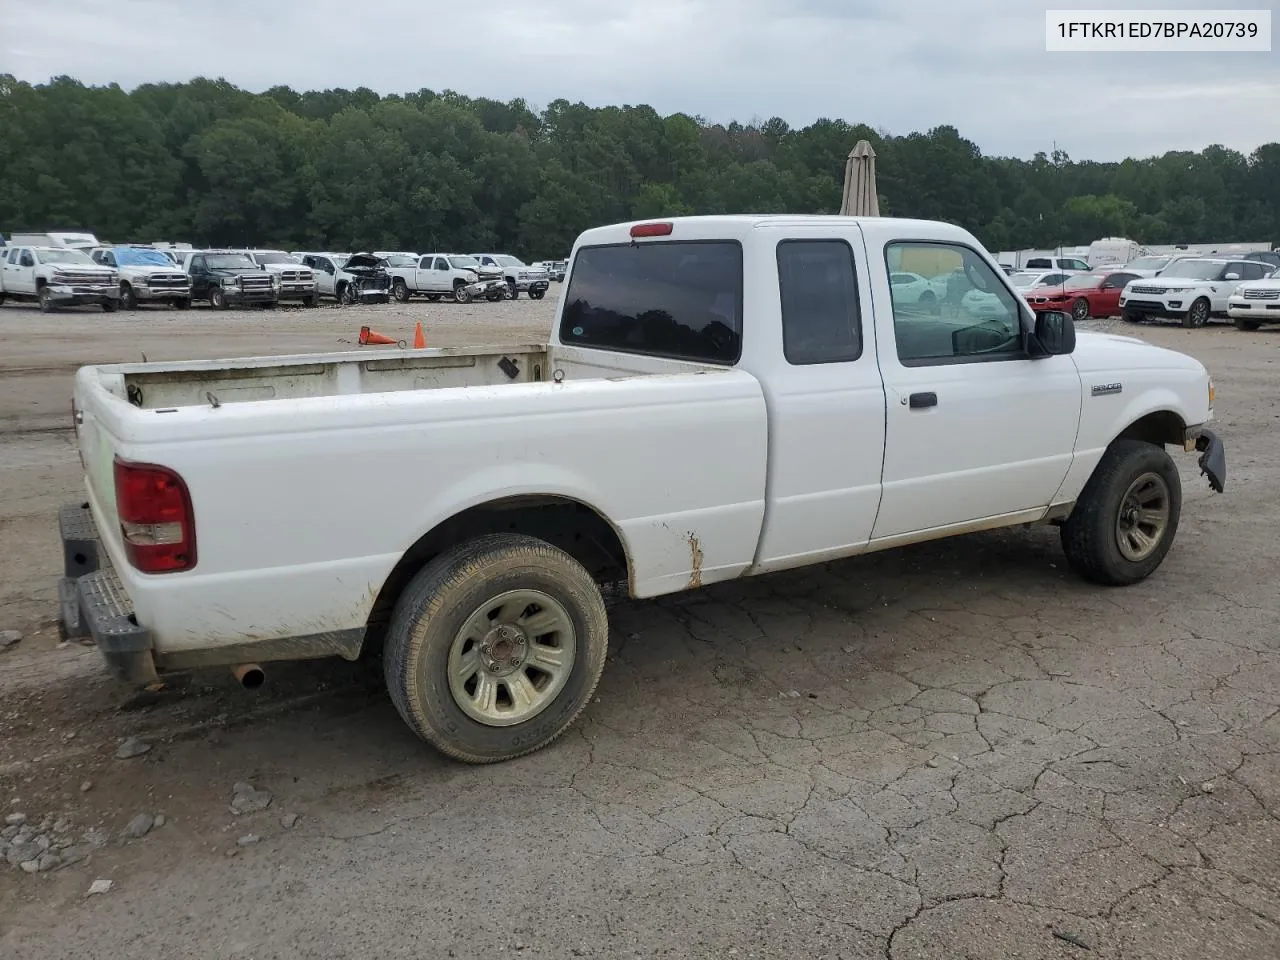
[1,74,1276,260]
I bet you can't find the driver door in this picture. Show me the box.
[869,239,1082,542]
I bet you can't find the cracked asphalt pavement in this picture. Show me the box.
[1,295,1278,959]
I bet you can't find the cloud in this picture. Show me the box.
[1,0,1274,161]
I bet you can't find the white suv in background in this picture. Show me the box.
[1227,267,1280,330]
[1120,258,1271,328]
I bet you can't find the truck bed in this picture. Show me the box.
[72,342,769,655]
[94,344,723,410]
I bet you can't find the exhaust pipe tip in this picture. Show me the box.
[232,663,265,690]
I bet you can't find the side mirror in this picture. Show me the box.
[1224,273,1240,281]
[1034,310,1076,356]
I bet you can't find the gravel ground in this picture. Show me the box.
[1,290,1279,959]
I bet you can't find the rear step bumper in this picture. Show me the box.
[57,502,157,684]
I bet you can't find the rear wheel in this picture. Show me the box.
[1071,297,1091,322]
[119,283,138,310]
[1184,297,1210,328]
[1061,439,1181,586]
[383,534,609,764]
[1234,317,1261,331]
[393,279,410,303]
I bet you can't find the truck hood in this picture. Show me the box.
[208,267,271,279]
[1070,330,1206,376]
[345,253,386,271]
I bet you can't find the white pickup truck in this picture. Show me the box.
[1,245,120,311]
[58,215,1226,764]
[387,254,508,303]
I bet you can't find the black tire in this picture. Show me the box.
[303,296,318,308]
[1060,439,1182,586]
[210,287,229,310]
[38,286,54,313]
[529,288,545,300]
[0,293,6,307]
[1234,317,1261,331]
[339,283,357,306]
[506,281,519,300]
[1071,297,1091,322]
[453,283,471,304]
[1122,310,1143,324]
[1184,297,1210,328]
[393,279,410,303]
[173,298,191,310]
[101,299,117,313]
[383,534,609,764]
[120,283,138,310]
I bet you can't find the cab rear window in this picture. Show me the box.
[559,241,743,364]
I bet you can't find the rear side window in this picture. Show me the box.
[560,241,742,364]
[777,240,861,364]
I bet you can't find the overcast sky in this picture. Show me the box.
[1,0,1275,162]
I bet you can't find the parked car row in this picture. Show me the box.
[0,234,563,312]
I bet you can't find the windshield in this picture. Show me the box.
[1159,260,1223,280]
[115,248,172,267]
[1010,272,1047,287]
[253,251,298,265]
[332,255,350,268]
[1126,256,1169,271]
[39,249,94,265]
[496,255,524,268]
[1064,275,1104,290]
[206,254,256,269]
[449,256,480,269]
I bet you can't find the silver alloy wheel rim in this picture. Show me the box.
[455,287,468,302]
[1115,471,1170,562]
[1073,298,1089,321]
[447,589,576,727]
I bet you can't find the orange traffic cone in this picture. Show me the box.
[359,325,399,346]
[413,321,426,349]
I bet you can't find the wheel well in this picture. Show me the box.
[364,496,629,645]
[1115,410,1186,448]
[453,277,466,287]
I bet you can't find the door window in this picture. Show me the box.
[886,242,1025,366]
[776,240,862,364]
[20,250,34,267]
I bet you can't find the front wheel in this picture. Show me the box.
[1060,439,1182,586]
[1071,297,1091,322]
[505,281,518,300]
[529,288,546,300]
[210,287,229,309]
[101,299,117,313]
[173,298,191,310]
[1234,317,1261,331]
[303,296,318,308]
[119,283,138,310]
[340,284,358,306]
[39,286,54,312]
[383,534,609,764]
[1122,309,1143,324]
[453,284,472,304]
[393,279,410,303]
[1184,297,1210,328]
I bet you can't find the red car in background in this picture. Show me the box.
[1022,271,1141,321]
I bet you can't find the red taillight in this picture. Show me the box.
[113,457,197,573]
[630,222,673,238]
